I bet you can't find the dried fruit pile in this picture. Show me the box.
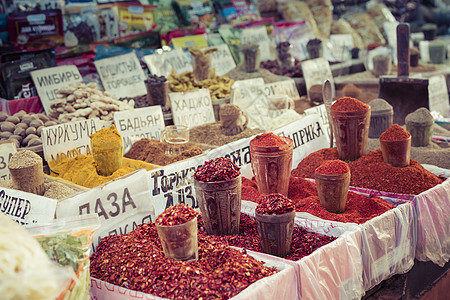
[91,221,278,299]
[198,214,337,261]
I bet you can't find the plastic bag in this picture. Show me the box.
[27,215,100,300]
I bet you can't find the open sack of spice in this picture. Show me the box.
[89,202,298,300]
[27,214,100,300]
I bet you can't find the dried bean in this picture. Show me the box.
[27,138,42,147]
[1,122,15,132]
[30,119,44,128]
[25,127,37,136]
[0,112,8,122]
[13,127,26,137]
[6,116,20,124]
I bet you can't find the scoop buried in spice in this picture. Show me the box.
[90,125,124,177]
[379,124,411,167]
[315,160,350,213]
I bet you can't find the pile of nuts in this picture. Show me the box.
[0,110,57,148]
[49,82,134,123]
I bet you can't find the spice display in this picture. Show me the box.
[259,60,303,77]
[90,222,278,299]
[0,213,62,300]
[0,177,81,200]
[291,148,444,195]
[190,122,262,146]
[194,157,240,182]
[369,98,393,138]
[315,160,351,213]
[49,82,134,123]
[372,54,392,77]
[250,133,294,196]
[120,95,148,109]
[256,193,295,215]
[189,47,218,82]
[198,213,337,261]
[316,160,350,175]
[278,1,321,38]
[8,150,45,195]
[422,23,438,41]
[331,97,369,112]
[429,40,446,64]
[0,111,56,148]
[241,44,261,73]
[219,104,248,136]
[160,125,190,156]
[342,84,362,99]
[145,74,169,110]
[331,19,364,50]
[156,203,199,226]
[306,39,323,59]
[124,138,203,166]
[306,0,333,39]
[405,108,434,147]
[225,64,286,83]
[50,155,134,188]
[243,176,394,224]
[347,13,386,48]
[168,69,234,100]
[194,158,242,235]
[331,97,371,161]
[379,124,411,141]
[90,125,123,176]
[31,219,97,300]
[276,42,295,68]
[410,48,420,67]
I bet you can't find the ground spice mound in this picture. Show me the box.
[124,138,203,166]
[379,124,411,141]
[291,148,339,178]
[243,176,394,224]
[91,222,277,299]
[8,150,42,169]
[197,214,337,261]
[251,132,290,147]
[349,150,443,195]
[315,160,349,175]
[190,122,262,146]
[331,97,369,111]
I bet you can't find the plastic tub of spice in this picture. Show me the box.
[189,47,217,82]
[90,125,123,177]
[145,74,169,111]
[155,203,200,261]
[250,133,294,196]
[379,124,411,167]
[422,23,437,41]
[372,54,392,77]
[241,43,261,73]
[314,160,351,213]
[369,98,393,139]
[193,157,242,235]
[219,103,248,136]
[255,193,295,257]
[428,40,446,64]
[306,39,323,59]
[330,97,371,161]
[405,107,434,147]
[276,41,295,68]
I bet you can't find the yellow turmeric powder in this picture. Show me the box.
[50,154,134,188]
[90,125,123,176]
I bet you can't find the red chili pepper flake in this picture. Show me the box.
[197,213,337,261]
[243,176,394,224]
[291,148,443,195]
[331,97,369,111]
[255,193,295,215]
[194,157,240,182]
[155,203,199,226]
[250,132,292,147]
[379,124,411,141]
[315,160,350,175]
[90,222,278,299]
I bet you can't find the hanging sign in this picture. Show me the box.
[30,65,83,115]
[94,52,146,99]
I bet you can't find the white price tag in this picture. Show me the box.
[41,118,102,169]
[202,44,236,76]
[169,89,215,127]
[114,106,165,151]
[94,52,146,98]
[305,104,332,140]
[419,41,430,63]
[56,169,155,249]
[0,141,17,180]
[428,75,450,116]
[329,34,354,62]
[30,65,83,115]
[241,26,272,61]
[301,58,334,98]
[0,187,57,226]
[143,49,192,78]
[263,79,300,101]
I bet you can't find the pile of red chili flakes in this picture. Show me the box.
[155,203,199,226]
[292,148,443,195]
[91,222,278,300]
[243,176,394,224]
[194,157,241,182]
[198,213,337,261]
[256,193,295,215]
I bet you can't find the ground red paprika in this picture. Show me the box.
[243,176,394,224]
[331,97,369,111]
[379,124,411,141]
[194,157,240,182]
[315,160,350,175]
[291,148,339,178]
[250,132,292,148]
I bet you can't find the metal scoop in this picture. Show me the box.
[322,79,334,148]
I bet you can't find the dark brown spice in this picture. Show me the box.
[379,124,411,141]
